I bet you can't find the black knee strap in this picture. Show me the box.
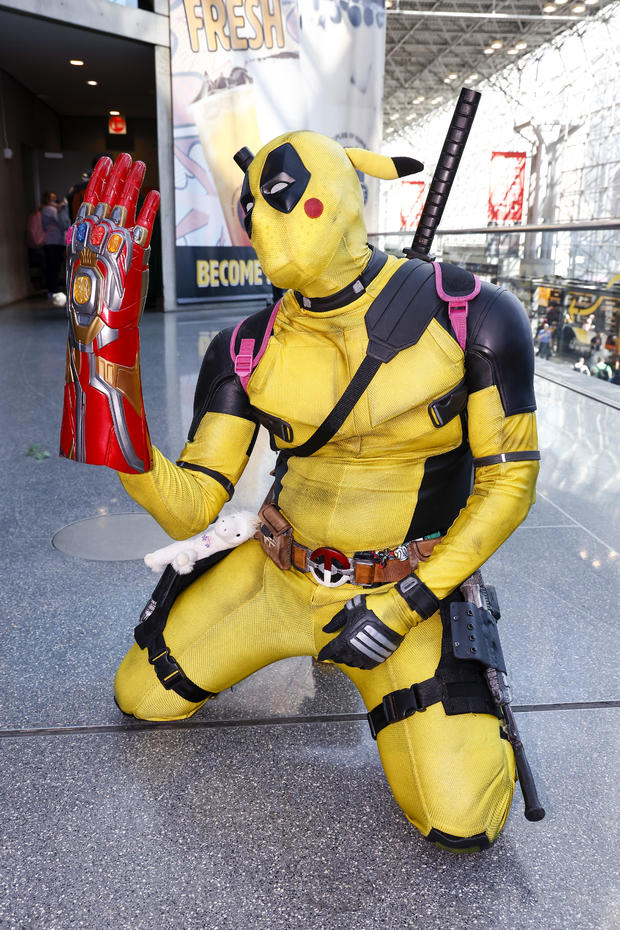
[134,553,231,703]
[144,631,215,704]
[367,596,499,739]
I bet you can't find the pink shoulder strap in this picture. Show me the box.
[230,300,281,392]
[432,262,481,352]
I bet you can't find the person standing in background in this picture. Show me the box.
[537,322,552,360]
[41,191,70,298]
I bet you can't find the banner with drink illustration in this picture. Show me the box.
[170,0,386,302]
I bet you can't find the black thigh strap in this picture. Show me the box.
[134,552,232,703]
[145,630,215,703]
[367,596,499,739]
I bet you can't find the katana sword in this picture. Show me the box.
[405,87,482,261]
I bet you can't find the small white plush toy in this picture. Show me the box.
[144,510,260,575]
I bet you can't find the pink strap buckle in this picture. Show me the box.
[229,299,282,393]
[432,262,481,352]
[448,301,469,352]
[234,338,255,378]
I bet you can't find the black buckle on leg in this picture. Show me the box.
[148,643,216,703]
[149,647,182,690]
[368,683,428,740]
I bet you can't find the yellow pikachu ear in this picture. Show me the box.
[345,148,424,179]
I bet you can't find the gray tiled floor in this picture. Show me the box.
[1,299,618,929]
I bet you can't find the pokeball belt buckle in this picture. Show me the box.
[308,547,353,588]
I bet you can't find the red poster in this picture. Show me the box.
[400,180,425,231]
[488,152,526,223]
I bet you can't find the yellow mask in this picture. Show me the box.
[235,131,423,298]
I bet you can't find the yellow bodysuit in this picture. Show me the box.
[115,132,539,852]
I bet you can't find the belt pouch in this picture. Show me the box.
[256,502,293,570]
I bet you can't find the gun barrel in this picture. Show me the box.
[503,704,546,821]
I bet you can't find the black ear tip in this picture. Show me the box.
[233,147,255,173]
[393,156,424,178]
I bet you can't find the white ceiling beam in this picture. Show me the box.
[387,10,581,23]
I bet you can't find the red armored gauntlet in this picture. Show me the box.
[60,155,160,473]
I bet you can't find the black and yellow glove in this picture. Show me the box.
[318,571,444,669]
[318,594,405,669]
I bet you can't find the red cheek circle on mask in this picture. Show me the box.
[304,198,324,219]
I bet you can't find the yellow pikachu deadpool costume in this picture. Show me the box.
[114,131,539,852]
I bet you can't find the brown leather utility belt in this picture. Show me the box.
[256,501,443,588]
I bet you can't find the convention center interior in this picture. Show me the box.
[0,0,618,927]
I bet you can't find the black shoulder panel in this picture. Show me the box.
[188,327,256,441]
[437,262,477,298]
[365,259,442,362]
[466,283,536,416]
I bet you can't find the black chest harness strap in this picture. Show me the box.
[280,256,468,459]
[231,253,480,459]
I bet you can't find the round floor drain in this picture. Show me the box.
[52,512,172,561]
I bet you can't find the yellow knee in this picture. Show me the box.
[114,642,209,721]
[376,705,516,849]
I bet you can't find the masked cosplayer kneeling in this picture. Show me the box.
[62,132,540,853]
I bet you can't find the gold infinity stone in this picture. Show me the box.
[107,233,123,254]
[73,274,92,304]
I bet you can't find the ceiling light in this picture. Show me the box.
[431,95,443,104]
[543,3,556,10]
[515,41,528,50]
[109,110,120,116]
[385,0,393,7]
[572,2,586,9]
[414,95,425,103]
[491,40,503,49]
[70,59,84,66]
[443,77,452,83]
[507,48,518,55]
[554,0,568,5]
[448,72,458,79]
[87,80,98,86]
[467,73,479,81]
[584,0,599,5]
[484,47,494,55]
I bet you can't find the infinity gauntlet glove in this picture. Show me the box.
[60,154,160,474]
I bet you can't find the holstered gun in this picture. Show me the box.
[455,572,545,822]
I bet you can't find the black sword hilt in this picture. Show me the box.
[405,87,481,261]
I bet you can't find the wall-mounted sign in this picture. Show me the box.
[108,115,127,135]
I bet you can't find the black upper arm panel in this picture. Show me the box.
[188,328,255,441]
[466,283,536,415]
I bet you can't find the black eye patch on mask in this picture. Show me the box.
[260,143,311,214]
